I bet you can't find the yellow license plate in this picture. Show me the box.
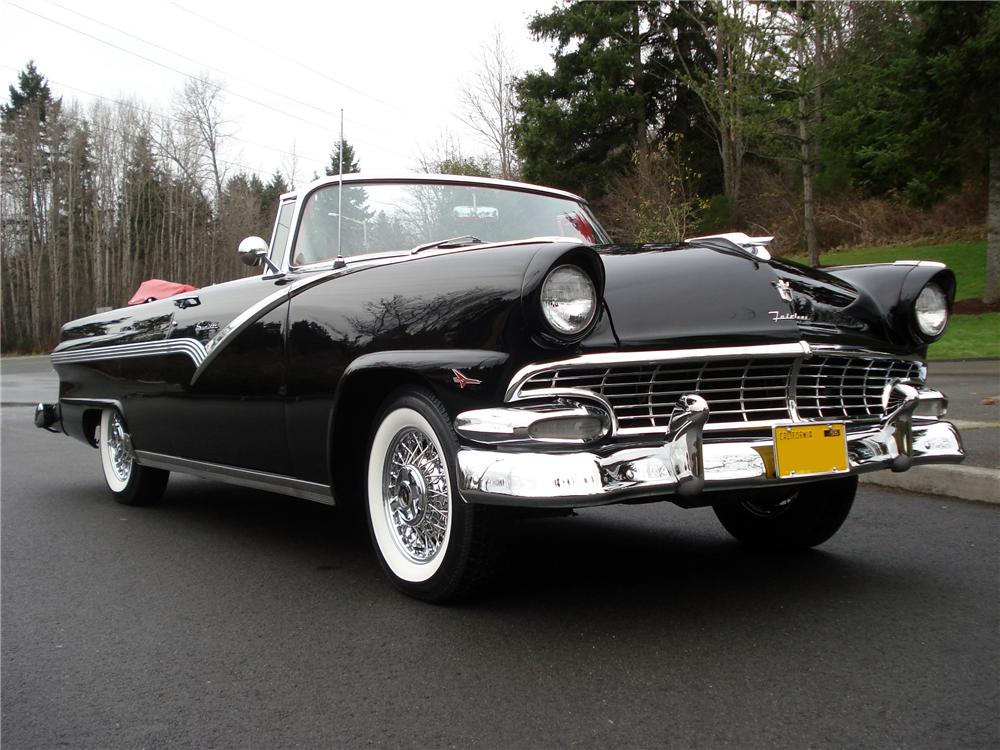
[772,423,849,479]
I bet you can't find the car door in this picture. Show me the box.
[152,200,297,475]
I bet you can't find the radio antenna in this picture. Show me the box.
[335,108,344,266]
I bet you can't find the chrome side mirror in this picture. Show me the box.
[238,236,269,267]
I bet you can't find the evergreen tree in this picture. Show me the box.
[261,170,290,209]
[1,60,56,127]
[316,139,370,255]
[515,2,718,199]
[324,138,361,176]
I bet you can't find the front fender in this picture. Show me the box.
[336,349,511,418]
[825,262,956,348]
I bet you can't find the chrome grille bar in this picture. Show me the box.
[512,346,923,435]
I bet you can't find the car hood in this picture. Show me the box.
[593,243,891,351]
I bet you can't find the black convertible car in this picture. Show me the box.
[36,174,964,601]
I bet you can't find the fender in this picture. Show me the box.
[825,261,956,348]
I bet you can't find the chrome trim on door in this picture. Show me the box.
[133,450,335,505]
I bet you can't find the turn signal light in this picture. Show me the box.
[528,415,607,441]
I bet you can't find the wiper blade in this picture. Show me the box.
[410,235,483,254]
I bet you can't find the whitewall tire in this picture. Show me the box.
[99,409,168,505]
[366,388,492,602]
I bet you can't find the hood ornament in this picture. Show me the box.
[775,279,794,303]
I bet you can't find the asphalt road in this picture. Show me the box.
[2,358,999,749]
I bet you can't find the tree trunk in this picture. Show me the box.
[985,140,999,304]
[798,0,819,267]
[633,3,647,151]
[800,96,818,267]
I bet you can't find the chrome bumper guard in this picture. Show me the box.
[456,385,964,507]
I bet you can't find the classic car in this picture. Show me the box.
[35,174,964,601]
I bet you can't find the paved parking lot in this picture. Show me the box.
[2,356,998,748]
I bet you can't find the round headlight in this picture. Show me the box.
[914,282,948,337]
[541,265,597,335]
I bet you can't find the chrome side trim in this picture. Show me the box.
[893,260,946,268]
[61,397,124,409]
[133,450,335,505]
[192,270,343,384]
[505,341,813,402]
[51,338,207,367]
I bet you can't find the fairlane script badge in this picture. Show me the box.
[768,310,811,322]
[451,370,482,389]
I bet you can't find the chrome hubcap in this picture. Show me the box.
[107,412,134,482]
[383,427,449,563]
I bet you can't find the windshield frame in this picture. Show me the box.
[282,175,610,273]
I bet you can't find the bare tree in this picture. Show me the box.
[457,30,519,181]
[174,75,230,203]
[416,131,492,177]
[672,1,781,211]
[282,139,300,189]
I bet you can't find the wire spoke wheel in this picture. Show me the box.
[99,409,168,505]
[366,388,493,602]
[383,427,450,563]
[105,411,134,483]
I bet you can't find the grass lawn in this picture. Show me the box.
[787,240,995,360]
[927,313,1000,360]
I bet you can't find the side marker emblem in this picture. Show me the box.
[451,369,482,390]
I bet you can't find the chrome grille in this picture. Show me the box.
[795,356,921,420]
[516,353,921,433]
[518,357,796,431]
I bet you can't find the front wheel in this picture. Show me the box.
[99,409,169,506]
[712,475,857,551]
[366,388,492,602]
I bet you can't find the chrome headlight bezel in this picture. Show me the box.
[540,264,598,337]
[913,282,949,340]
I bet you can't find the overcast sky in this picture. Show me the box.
[1,0,557,185]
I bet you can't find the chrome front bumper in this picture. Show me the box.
[455,385,965,508]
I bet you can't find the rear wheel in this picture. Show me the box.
[99,409,168,506]
[366,388,492,602]
[712,475,857,550]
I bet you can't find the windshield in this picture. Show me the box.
[291,181,608,266]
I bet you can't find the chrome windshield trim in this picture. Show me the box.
[134,450,334,505]
[292,172,588,203]
[505,342,813,402]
